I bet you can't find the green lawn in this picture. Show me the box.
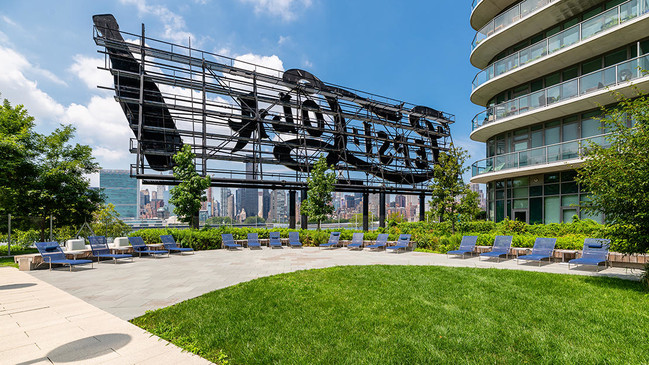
[132,266,649,364]
[0,247,38,268]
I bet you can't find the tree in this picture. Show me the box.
[169,145,211,229]
[300,155,336,230]
[244,216,265,224]
[0,98,103,239]
[428,144,474,233]
[575,89,649,252]
[457,189,481,222]
[205,216,232,226]
[91,204,131,238]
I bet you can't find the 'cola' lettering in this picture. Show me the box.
[231,69,449,185]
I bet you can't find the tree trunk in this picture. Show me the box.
[192,212,199,229]
[317,220,321,231]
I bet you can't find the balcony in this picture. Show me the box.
[472,0,649,95]
[471,54,649,140]
[471,0,521,31]
[470,134,611,183]
[472,0,555,50]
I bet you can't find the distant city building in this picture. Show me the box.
[221,188,232,219]
[100,169,138,219]
[268,190,287,223]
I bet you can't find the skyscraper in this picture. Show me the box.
[100,169,138,219]
[468,0,649,223]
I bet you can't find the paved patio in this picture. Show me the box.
[0,267,212,365]
[28,247,639,320]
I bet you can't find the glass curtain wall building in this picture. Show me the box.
[469,0,649,223]
[99,169,139,219]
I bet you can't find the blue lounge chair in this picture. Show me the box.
[347,233,364,250]
[35,241,93,271]
[517,237,557,266]
[247,233,262,249]
[269,232,282,248]
[221,234,242,250]
[569,238,611,272]
[447,236,478,258]
[88,236,133,264]
[319,232,340,249]
[386,234,411,253]
[127,237,169,258]
[288,232,302,248]
[160,235,194,255]
[479,235,513,262]
[366,234,389,250]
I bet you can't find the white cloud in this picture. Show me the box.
[119,0,197,45]
[63,96,131,150]
[0,45,66,122]
[68,55,113,91]
[303,59,313,68]
[278,35,289,46]
[1,15,17,27]
[239,0,313,22]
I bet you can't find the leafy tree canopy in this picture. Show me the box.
[169,145,211,229]
[576,89,649,252]
[300,155,336,230]
[0,97,103,238]
[428,144,478,233]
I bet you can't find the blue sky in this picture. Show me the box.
[0,0,484,186]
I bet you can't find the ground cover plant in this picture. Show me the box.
[132,266,649,364]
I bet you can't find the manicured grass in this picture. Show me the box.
[0,247,38,268]
[132,266,649,364]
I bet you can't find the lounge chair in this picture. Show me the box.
[221,234,242,250]
[319,232,340,249]
[516,237,557,266]
[288,231,302,248]
[127,237,169,258]
[247,233,262,249]
[160,235,194,255]
[347,233,364,250]
[366,234,389,250]
[88,236,133,264]
[447,236,478,258]
[269,232,282,248]
[569,238,611,272]
[386,234,411,253]
[35,241,93,271]
[479,235,513,262]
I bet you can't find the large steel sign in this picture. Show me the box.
[93,14,453,190]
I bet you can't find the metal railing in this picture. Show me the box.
[472,0,555,50]
[472,54,649,131]
[471,133,612,177]
[472,0,649,90]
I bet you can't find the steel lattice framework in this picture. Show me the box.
[92,14,454,196]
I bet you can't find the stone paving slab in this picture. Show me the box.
[27,247,639,321]
[0,267,212,365]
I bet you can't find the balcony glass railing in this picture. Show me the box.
[472,0,649,90]
[471,133,612,177]
[472,0,555,50]
[472,54,649,131]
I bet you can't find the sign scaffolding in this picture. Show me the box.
[93,14,454,228]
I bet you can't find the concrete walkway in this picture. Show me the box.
[0,267,212,364]
[28,247,639,320]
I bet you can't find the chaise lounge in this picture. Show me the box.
[319,232,340,249]
[160,235,195,255]
[568,238,611,272]
[366,234,389,251]
[288,231,302,248]
[221,234,242,250]
[447,236,478,258]
[88,236,133,264]
[128,237,169,258]
[347,233,364,250]
[35,241,93,271]
[479,235,513,262]
[247,233,262,249]
[269,232,282,248]
[386,234,411,253]
[516,237,557,266]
